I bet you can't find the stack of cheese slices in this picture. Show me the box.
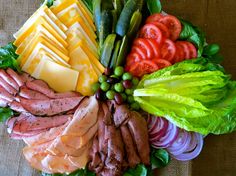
[14,0,104,95]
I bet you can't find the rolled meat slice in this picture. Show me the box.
[6,68,24,87]
[19,86,49,100]
[0,77,17,95]
[19,96,84,116]
[9,101,27,113]
[0,85,15,102]
[0,69,19,90]
[127,111,150,165]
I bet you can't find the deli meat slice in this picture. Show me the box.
[0,98,9,107]
[19,86,49,100]
[0,69,19,90]
[19,96,84,116]
[26,80,80,99]
[9,101,27,113]
[0,77,17,95]
[0,85,15,102]
[127,111,150,165]
[6,68,24,87]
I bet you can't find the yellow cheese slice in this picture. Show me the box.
[16,27,68,56]
[37,59,79,92]
[14,5,67,41]
[31,55,51,79]
[18,36,70,67]
[56,2,95,32]
[69,43,98,95]
[14,17,68,48]
[21,43,71,75]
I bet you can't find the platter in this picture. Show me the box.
[1,0,235,175]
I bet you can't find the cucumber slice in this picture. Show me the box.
[127,10,142,39]
[116,35,129,66]
[110,40,122,69]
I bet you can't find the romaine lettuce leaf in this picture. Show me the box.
[134,59,236,135]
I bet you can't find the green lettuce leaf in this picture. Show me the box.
[0,108,14,123]
[134,59,236,135]
[0,42,20,72]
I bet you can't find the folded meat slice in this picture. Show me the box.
[120,125,141,167]
[0,85,15,102]
[6,68,24,87]
[0,69,19,90]
[21,72,34,83]
[20,96,84,116]
[127,111,150,165]
[26,80,80,99]
[89,137,103,173]
[0,77,17,95]
[9,101,27,113]
[113,105,130,127]
[19,86,49,100]
[24,120,70,146]
[9,113,70,137]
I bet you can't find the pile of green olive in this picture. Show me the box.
[92,66,140,110]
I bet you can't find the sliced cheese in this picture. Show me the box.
[36,59,79,92]
[56,2,95,33]
[14,5,66,41]
[18,36,70,67]
[31,55,51,79]
[22,43,71,75]
[69,44,98,95]
[67,24,98,54]
[14,17,68,48]
[16,26,68,56]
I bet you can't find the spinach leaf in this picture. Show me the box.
[147,0,162,14]
[179,19,206,57]
[124,164,149,176]
[0,42,20,72]
[151,148,170,169]
[202,44,223,64]
[0,108,14,123]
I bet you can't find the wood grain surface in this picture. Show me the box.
[0,0,235,176]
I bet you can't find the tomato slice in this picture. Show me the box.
[133,38,154,59]
[146,13,165,23]
[146,39,161,58]
[153,58,172,69]
[186,42,197,58]
[159,15,182,41]
[129,60,159,77]
[149,22,170,39]
[139,24,163,44]
[126,52,142,66]
[174,42,185,63]
[176,41,191,59]
[161,39,176,62]
[132,46,148,59]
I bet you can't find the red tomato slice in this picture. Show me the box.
[133,38,154,59]
[186,42,197,58]
[139,24,163,44]
[146,13,165,23]
[153,58,172,69]
[130,60,159,77]
[149,22,170,39]
[161,39,176,62]
[174,42,185,63]
[176,41,191,59]
[159,15,182,41]
[146,39,161,58]
[126,52,142,66]
[132,46,147,59]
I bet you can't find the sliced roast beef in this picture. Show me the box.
[89,137,103,173]
[127,111,150,165]
[6,68,24,87]
[0,85,15,102]
[100,167,122,176]
[113,105,130,127]
[98,104,106,152]
[19,86,49,100]
[120,125,141,167]
[0,77,17,95]
[19,96,84,116]
[0,69,19,90]
[9,101,27,113]
[102,103,112,125]
[21,72,34,83]
[8,113,71,136]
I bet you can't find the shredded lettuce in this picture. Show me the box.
[134,58,236,135]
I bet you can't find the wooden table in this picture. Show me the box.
[0,0,235,175]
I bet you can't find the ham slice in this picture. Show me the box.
[9,101,27,113]
[20,72,34,83]
[0,69,19,90]
[0,97,9,107]
[19,86,49,100]
[0,85,15,102]
[19,96,84,116]
[6,68,24,87]
[0,77,17,95]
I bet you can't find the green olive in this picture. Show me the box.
[122,72,133,80]
[100,82,110,91]
[114,83,124,93]
[114,66,124,77]
[106,90,116,100]
[99,75,108,83]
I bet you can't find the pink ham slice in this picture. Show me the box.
[9,101,27,113]
[20,72,34,83]
[0,97,9,107]
[0,76,17,95]
[6,68,25,87]
[19,86,49,100]
[19,96,84,116]
[10,113,71,134]
[0,69,19,90]
[26,80,80,99]
[0,85,15,102]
